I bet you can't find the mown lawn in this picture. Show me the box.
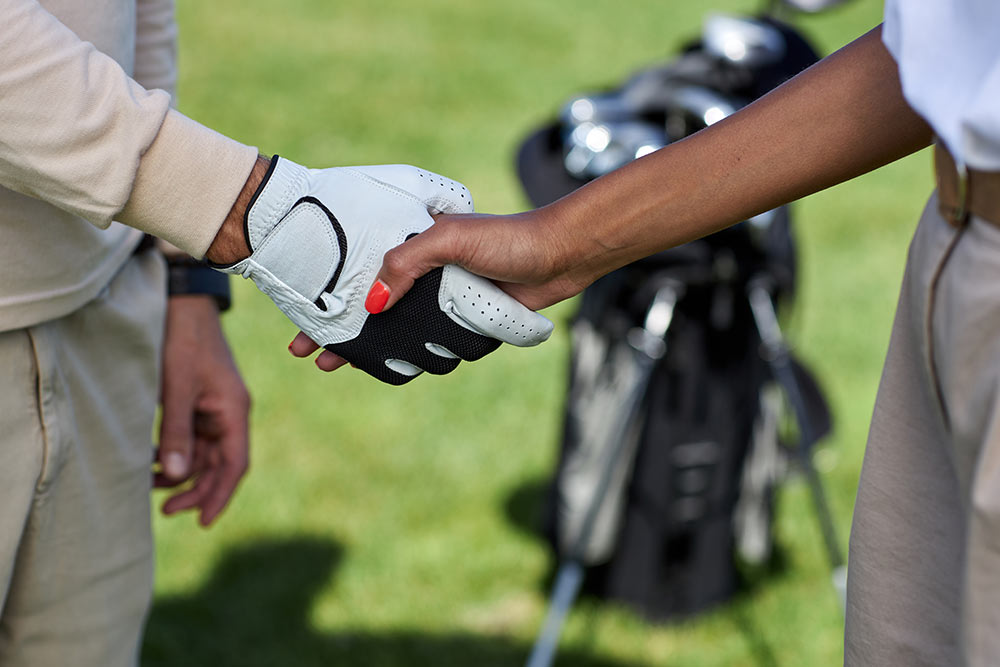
[144,1,931,665]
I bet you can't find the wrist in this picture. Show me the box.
[206,154,272,265]
[538,198,604,288]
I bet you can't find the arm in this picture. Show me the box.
[370,26,934,312]
[0,0,545,384]
[129,0,250,522]
[0,0,257,257]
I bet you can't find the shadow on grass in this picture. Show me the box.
[142,536,644,667]
[503,476,552,541]
[501,477,793,667]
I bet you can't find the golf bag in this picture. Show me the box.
[541,226,799,621]
[518,11,839,623]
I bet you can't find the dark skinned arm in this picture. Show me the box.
[362,25,932,316]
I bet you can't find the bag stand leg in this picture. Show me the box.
[747,280,846,609]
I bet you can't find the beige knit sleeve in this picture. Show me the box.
[134,0,178,100]
[0,0,259,257]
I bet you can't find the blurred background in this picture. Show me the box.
[144,0,933,664]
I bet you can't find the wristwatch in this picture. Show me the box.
[167,256,232,311]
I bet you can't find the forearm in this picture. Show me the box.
[546,26,933,280]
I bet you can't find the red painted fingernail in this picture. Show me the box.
[365,280,390,314]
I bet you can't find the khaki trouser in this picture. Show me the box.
[845,193,1000,666]
[0,251,165,666]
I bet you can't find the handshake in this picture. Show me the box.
[212,156,553,385]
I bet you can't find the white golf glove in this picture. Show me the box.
[215,156,554,384]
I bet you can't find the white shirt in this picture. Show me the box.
[883,0,1000,171]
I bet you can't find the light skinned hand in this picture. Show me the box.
[157,295,251,526]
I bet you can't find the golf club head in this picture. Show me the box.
[702,13,787,67]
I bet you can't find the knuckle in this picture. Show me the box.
[226,380,251,410]
[160,423,191,446]
[238,386,252,410]
[383,248,411,278]
[233,446,249,470]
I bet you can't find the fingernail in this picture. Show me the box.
[288,342,294,354]
[365,280,390,314]
[165,452,187,478]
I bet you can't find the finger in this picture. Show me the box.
[289,331,321,357]
[161,467,216,517]
[197,449,247,527]
[158,377,197,482]
[316,350,348,372]
[154,434,211,488]
[348,165,474,215]
[195,394,250,526]
[443,266,555,347]
[367,221,464,313]
[494,279,572,312]
[154,469,187,488]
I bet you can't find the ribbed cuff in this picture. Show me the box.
[118,110,260,258]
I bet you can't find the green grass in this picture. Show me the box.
[144,1,929,665]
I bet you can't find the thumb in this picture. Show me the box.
[158,381,196,481]
[365,221,461,314]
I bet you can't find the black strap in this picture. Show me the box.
[167,259,233,312]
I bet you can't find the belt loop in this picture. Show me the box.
[935,139,971,226]
[954,155,969,224]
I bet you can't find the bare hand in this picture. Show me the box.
[157,296,250,526]
[365,210,589,314]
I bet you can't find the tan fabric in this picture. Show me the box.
[0,0,258,332]
[934,142,1000,227]
[0,251,165,667]
[845,193,1000,666]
